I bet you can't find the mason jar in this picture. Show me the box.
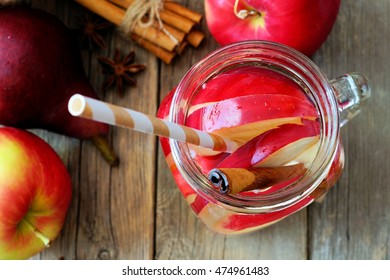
[157,40,371,234]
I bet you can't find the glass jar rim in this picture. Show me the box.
[169,40,340,213]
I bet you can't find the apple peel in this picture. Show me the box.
[190,66,311,106]
[218,120,320,168]
[205,0,341,57]
[254,135,320,167]
[189,116,306,156]
[285,139,320,167]
[187,94,317,131]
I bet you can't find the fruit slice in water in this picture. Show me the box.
[187,93,317,131]
[191,66,311,106]
[189,116,306,157]
[187,89,318,157]
[217,120,320,169]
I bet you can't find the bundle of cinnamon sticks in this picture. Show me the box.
[75,0,205,64]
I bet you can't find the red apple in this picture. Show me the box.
[205,0,341,56]
[0,127,72,259]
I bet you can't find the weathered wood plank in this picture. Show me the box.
[309,0,390,259]
[104,32,158,259]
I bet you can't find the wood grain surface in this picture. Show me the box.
[26,0,390,260]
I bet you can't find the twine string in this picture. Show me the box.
[120,0,179,45]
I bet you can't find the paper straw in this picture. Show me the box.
[68,94,239,153]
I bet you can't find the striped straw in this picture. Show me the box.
[68,94,239,153]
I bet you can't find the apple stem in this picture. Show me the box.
[91,135,119,167]
[233,0,258,19]
[24,219,51,248]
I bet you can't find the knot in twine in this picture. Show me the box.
[120,0,179,45]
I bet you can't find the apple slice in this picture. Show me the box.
[218,120,320,168]
[190,116,305,157]
[284,139,320,167]
[193,152,229,173]
[254,136,319,167]
[187,94,317,131]
[191,66,310,106]
[213,117,311,144]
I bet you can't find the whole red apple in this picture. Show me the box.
[205,0,341,56]
[0,127,72,259]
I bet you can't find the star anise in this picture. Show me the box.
[75,13,113,50]
[97,48,146,96]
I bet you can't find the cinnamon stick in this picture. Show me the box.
[152,21,186,43]
[75,0,178,52]
[76,0,124,26]
[186,30,205,48]
[208,163,307,195]
[158,8,196,33]
[131,22,178,51]
[131,34,176,64]
[108,0,197,33]
[164,1,203,24]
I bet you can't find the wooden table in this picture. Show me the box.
[28,0,389,260]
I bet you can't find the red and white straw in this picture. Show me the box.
[68,94,239,153]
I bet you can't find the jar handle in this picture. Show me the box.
[330,73,371,127]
